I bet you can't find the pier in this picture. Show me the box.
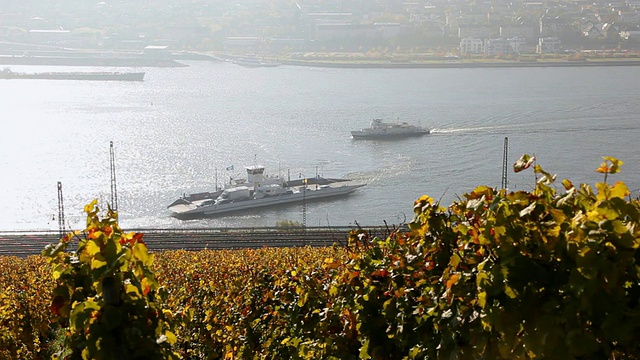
[0,226,396,257]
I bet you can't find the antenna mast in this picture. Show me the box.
[501,137,508,190]
[57,181,65,238]
[302,179,307,228]
[109,141,118,211]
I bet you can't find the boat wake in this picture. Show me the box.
[429,124,518,134]
[430,116,640,136]
[344,155,417,186]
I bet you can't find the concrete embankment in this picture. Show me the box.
[0,226,394,257]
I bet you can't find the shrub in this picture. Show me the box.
[42,200,180,359]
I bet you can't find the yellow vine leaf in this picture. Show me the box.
[612,220,629,235]
[548,225,561,237]
[125,283,142,300]
[84,240,101,257]
[604,156,624,174]
[52,264,65,280]
[610,181,630,199]
[132,243,150,265]
[596,182,610,201]
[586,210,603,222]
[596,156,624,174]
[562,178,574,190]
[415,195,434,205]
[597,205,620,221]
[595,163,609,173]
[478,291,487,308]
[165,331,177,345]
[90,256,107,271]
[548,208,566,224]
[83,199,98,214]
[469,185,492,199]
[504,284,518,299]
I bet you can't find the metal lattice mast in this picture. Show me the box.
[501,137,509,190]
[109,141,118,211]
[302,179,307,227]
[57,181,65,238]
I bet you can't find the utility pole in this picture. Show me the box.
[57,181,65,239]
[501,137,509,190]
[109,141,118,211]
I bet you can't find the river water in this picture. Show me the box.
[1,61,639,231]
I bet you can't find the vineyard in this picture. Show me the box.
[2,156,640,359]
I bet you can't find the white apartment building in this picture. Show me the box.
[460,37,484,53]
[619,10,640,25]
[508,37,527,54]
[537,37,562,53]
[485,38,514,55]
[460,37,527,55]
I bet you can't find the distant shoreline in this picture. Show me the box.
[279,59,640,69]
[0,55,188,67]
[214,53,640,69]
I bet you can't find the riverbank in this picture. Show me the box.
[0,55,187,67]
[213,52,640,69]
[280,58,640,69]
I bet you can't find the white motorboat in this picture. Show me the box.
[351,118,430,139]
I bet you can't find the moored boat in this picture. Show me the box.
[0,68,145,81]
[351,118,430,139]
[233,56,280,68]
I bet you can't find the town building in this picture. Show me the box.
[460,37,484,53]
[537,36,562,53]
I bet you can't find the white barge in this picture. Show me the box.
[168,165,365,219]
[0,68,145,81]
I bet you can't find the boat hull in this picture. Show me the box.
[234,61,280,68]
[232,56,280,68]
[351,118,430,139]
[351,130,430,139]
[167,177,349,210]
[170,184,365,219]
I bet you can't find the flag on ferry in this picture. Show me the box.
[226,165,234,171]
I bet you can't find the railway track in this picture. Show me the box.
[0,226,394,257]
